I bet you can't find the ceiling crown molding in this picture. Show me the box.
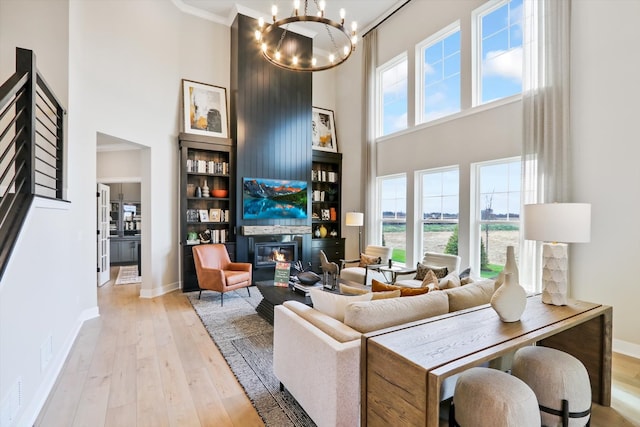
[170,0,226,24]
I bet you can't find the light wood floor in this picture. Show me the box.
[37,267,640,426]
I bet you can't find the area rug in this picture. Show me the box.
[114,265,141,285]
[187,289,316,427]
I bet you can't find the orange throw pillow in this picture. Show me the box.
[421,270,440,289]
[371,279,429,297]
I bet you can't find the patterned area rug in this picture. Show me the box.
[114,265,141,285]
[187,289,316,427]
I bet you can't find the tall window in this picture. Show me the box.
[378,174,407,264]
[377,53,408,137]
[473,0,524,105]
[474,158,521,278]
[418,167,459,255]
[416,23,461,124]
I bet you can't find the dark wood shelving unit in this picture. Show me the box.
[310,151,345,273]
[179,133,236,292]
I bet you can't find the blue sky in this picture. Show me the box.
[381,0,524,136]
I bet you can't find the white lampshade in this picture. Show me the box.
[345,212,364,227]
[523,203,591,243]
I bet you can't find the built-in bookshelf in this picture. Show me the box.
[310,151,344,272]
[179,133,235,292]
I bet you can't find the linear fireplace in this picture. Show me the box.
[254,242,298,268]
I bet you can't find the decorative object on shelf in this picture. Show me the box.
[490,272,526,322]
[321,209,330,221]
[330,207,337,221]
[198,209,209,222]
[524,203,591,306]
[254,0,357,72]
[330,229,338,238]
[314,227,321,238]
[345,211,364,254]
[198,229,211,243]
[319,250,339,290]
[182,79,228,138]
[211,189,228,198]
[312,107,338,152]
[209,208,222,222]
[202,180,210,197]
[195,186,202,198]
[319,224,328,238]
[186,231,199,245]
[187,183,195,197]
[326,187,338,201]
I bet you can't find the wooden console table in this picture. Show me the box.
[361,295,612,427]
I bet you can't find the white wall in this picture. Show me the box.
[0,1,100,425]
[69,0,230,298]
[571,0,640,354]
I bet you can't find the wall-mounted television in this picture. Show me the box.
[243,177,308,219]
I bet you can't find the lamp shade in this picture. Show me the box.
[345,212,364,227]
[523,203,591,243]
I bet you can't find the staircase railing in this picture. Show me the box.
[0,47,66,278]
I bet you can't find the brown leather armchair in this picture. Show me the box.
[192,244,252,305]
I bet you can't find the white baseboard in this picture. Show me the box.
[139,281,180,299]
[614,339,640,359]
[18,306,100,427]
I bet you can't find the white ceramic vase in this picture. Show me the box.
[490,272,526,322]
[504,245,519,285]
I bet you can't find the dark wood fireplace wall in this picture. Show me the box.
[231,14,313,267]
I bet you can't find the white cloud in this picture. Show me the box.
[483,46,522,82]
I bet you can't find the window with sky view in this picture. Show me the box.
[476,0,524,104]
[378,54,408,137]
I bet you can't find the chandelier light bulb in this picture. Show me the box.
[294,0,300,15]
[319,0,326,15]
[261,43,267,52]
[351,21,357,32]
[258,17,264,28]
[292,55,298,65]
[340,8,345,25]
[312,57,317,66]
[275,50,281,60]
[351,35,358,45]
[329,54,335,63]
[255,30,261,41]
[271,4,278,21]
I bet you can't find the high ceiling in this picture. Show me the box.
[178,0,402,34]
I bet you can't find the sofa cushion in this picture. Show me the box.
[282,300,362,343]
[309,288,372,322]
[445,280,497,312]
[359,253,382,267]
[339,283,401,300]
[372,279,430,296]
[439,272,461,290]
[422,270,440,289]
[343,291,449,333]
[415,263,448,280]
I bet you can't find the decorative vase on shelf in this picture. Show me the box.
[330,229,338,238]
[202,180,210,198]
[314,227,321,238]
[319,224,328,238]
[490,272,527,322]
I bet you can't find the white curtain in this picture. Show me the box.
[363,29,378,251]
[520,0,572,291]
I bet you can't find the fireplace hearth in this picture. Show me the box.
[254,242,298,268]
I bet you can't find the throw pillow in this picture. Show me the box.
[339,283,370,295]
[438,272,461,290]
[371,279,430,297]
[359,253,382,268]
[459,267,471,279]
[421,270,440,289]
[309,288,372,322]
[372,289,401,300]
[414,263,448,280]
[461,277,475,286]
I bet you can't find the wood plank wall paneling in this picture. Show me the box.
[231,14,313,263]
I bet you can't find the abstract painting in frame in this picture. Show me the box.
[182,79,228,138]
[312,107,337,152]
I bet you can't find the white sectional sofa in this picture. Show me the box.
[273,279,497,427]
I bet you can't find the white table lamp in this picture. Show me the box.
[523,203,591,305]
[345,212,364,255]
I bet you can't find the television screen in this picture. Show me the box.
[243,177,308,219]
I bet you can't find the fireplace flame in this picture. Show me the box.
[272,249,286,262]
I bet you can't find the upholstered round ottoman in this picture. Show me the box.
[512,346,592,426]
[450,367,540,427]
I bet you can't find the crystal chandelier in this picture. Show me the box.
[255,0,358,72]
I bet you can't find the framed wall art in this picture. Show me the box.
[312,107,337,152]
[182,79,228,138]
